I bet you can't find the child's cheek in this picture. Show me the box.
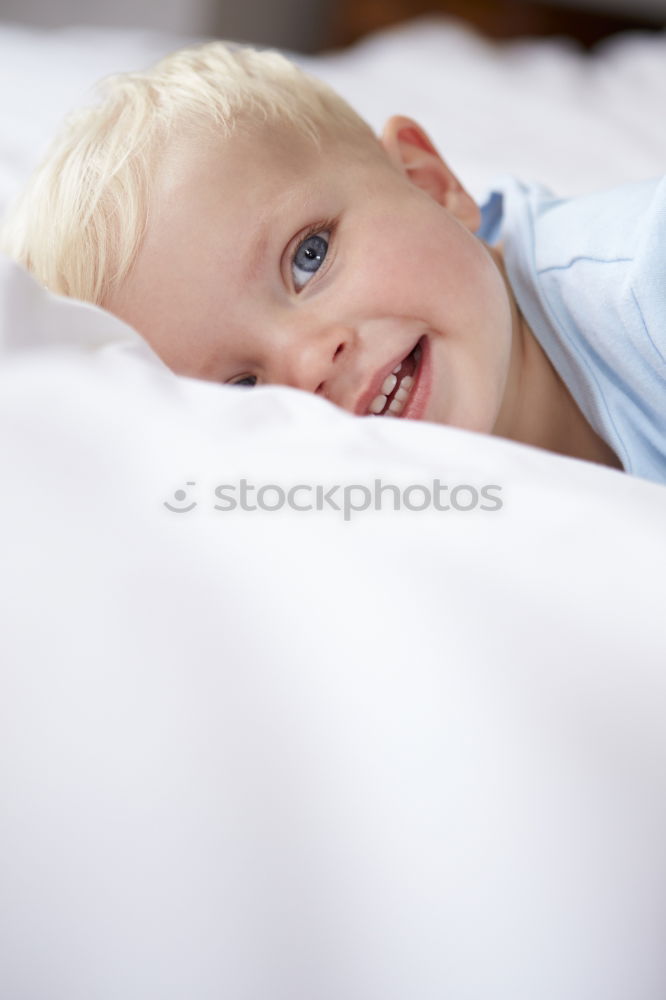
[344,226,426,313]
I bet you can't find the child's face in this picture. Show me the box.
[105,116,515,434]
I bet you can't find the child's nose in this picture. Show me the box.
[274,323,353,395]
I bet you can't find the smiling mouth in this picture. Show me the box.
[368,342,422,417]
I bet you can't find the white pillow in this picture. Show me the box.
[2,255,666,998]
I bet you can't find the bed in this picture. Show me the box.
[2,17,666,999]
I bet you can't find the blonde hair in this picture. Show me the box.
[0,42,374,305]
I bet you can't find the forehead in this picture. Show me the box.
[161,125,304,198]
[154,121,379,220]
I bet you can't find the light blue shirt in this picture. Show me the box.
[477,175,666,484]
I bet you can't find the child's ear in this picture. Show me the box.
[380,115,480,231]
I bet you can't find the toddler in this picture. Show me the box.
[2,42,664,482]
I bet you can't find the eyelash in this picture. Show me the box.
[227,218,337,388]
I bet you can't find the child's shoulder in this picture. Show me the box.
[478,173,666,273]
[530,176,666,274]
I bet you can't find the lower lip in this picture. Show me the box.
[402,335,431,421]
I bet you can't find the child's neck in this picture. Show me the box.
[491,246,623,472]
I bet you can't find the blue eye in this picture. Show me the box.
[291,229,330,290]
[229,375,257,388]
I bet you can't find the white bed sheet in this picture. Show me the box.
[2,251,666,999]
[2,18,666,1000]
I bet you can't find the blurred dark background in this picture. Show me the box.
[332,0,665,49]
[0,0,664,52]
